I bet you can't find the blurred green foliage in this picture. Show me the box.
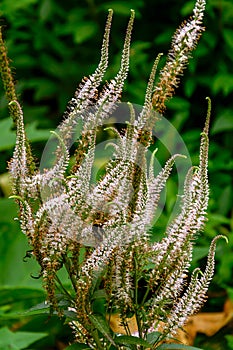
[0,0,232,348]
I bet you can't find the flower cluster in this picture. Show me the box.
[0,0,226,348]
[152,0,206,113]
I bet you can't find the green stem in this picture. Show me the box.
[62,255,78,292]
[91,329,105,350]
[55,275,74,302]
[0,28,18,124]
[121,317,131,336]
[140,284,150,306]
[133,252,143,349]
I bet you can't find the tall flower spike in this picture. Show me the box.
[0,29,20,124]
[71,9,134,175]
[85,9,135,129]
[163,235,228,337]
[57,9,113,145]
[8,101,28,196]
[35,11,114,198]
[147,102,211,327]
[9,195,35,241]
[137,53,163,129]
[0,29,35,174]
[200,97,211,178]
[152,98,211,273]
[143,154,186,226]
[30,131,71,203]
[67,142,96,219]
[152,0,206,113]
[86,103,139,225]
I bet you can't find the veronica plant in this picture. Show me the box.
[0,0,227,349]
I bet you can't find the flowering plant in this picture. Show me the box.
[0,0,226,348]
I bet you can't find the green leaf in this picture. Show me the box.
[100,1,143,16]
[208,213,231,225]
[0,301,50,321]
[156,343,203,350]
[0,173,11,197]
[64,309,78,320]
[180,1,195,16]
[166,96,190,111]
[226,335,233,349]
[115,335,152,348]
[73,23,98,44]
[192,246,209,263]
[24,78,57,101]
[0,327,47,350]
[0,0,38,18]
[0,118,50,151]
[0,200,43,287]
[0,288,46,320]
[0,118,16,151]
[39,0,53,21]
[88,314,116,347]
[211,112,233,134]
[0,287,45,307]
[223,28,233,49]
[146,331,161,344]
[212,73,233,96]
[26,121,50,142]
[184,79,196,97]
[65,344,92,349]
[226,287,233,301]
[92,289,107,300]
[23,301,50,316]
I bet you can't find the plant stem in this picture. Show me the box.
[91,329,105,350]
[62,255,78,292]
[55,274,74,302]
[133,251,143,348]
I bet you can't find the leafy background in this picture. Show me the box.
[0,0,232,349]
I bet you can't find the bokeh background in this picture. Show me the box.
[0,0,232,349]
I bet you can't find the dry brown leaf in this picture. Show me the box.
[176,298,233,345]
[108,313,138,334]
[108,299,233,345]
